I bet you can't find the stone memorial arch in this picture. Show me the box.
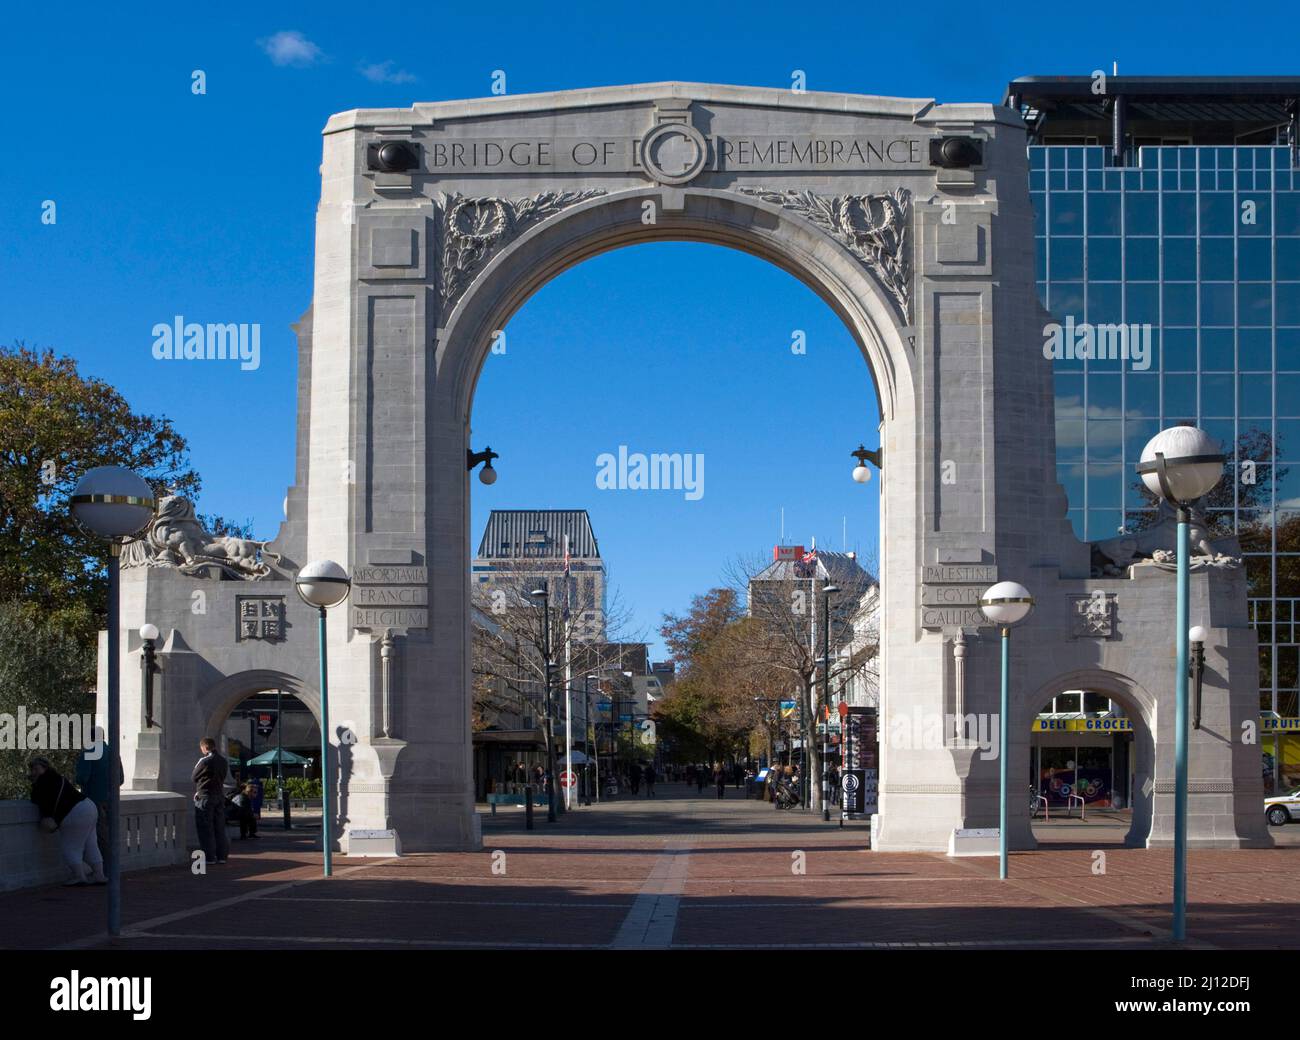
[104,83,1268,852]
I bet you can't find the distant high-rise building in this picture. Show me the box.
[472,509,606,642]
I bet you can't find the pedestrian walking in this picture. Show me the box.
[29,757,107,887]
[714,764,726,799]
[233,783,259,840]
[247,776,264,818]
[192,737,230,866]
[696,764,706,794]
[643,762,656,798]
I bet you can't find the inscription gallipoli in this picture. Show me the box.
[919,563,997,630]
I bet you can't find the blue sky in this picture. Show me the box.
[1,1,1288,655]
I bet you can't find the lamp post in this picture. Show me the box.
[295,560,351,878]
[586,673,600,804]
[979,580,1035,881]
[528,582,558,822]
[819,582,840,821]
[276,687,291,830]
[70,466,156,937]
[1136,425,1225,942]
[139,623,159,728]
[1190,626,1208,731]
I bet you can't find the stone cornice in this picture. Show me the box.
[323,82,1019,135]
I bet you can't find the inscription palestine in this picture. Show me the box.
[919,563,997,629]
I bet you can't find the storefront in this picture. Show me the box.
[1031,714,1134,810]
[1262,717,1300,793]
[471,727,548,801]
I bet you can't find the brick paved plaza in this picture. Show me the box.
[4,783,1298,951]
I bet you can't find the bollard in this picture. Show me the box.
[525,787,534,831]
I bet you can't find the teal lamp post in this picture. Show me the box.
[295,559,351,878]
[71,466,156,937]
[1136,426,1225,942]
[979,580,1034,880]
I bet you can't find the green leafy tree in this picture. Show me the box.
[0,601,97,798]
[0,344,206,640]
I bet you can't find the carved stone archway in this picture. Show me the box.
[102,83,1268,854]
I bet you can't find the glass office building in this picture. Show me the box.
[1009,77,1300,790]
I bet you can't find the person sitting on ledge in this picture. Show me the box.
[28,757,107,887]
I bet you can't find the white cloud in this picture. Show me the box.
[258,30,324,68]
[359,60,418,84]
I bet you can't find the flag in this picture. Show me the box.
[795,547,817,579]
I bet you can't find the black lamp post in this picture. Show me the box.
[139,624,159,728]
[529,581,558,822]
[819,582,840,821]
[276,687,291,830]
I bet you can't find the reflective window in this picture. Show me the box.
[1126,236,1159,280]
[1201,237,1235,281]
[1125,192,1158,235]
[1051,194,1085,234]
[1050,237,1084,280]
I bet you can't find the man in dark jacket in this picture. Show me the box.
[75,727,123,860]
[192,737,230,865]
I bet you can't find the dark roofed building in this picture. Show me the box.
[472,509,606,642]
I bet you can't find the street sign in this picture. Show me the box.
[842,769,867,814]
[597,701,611,712]
[560,770,577,789]
[838,701,849,718]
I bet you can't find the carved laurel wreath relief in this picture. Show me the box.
[435,186,912,321]
[735,187,912,321]
[437,191,605,306]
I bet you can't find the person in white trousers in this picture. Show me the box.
[28,757,107,886]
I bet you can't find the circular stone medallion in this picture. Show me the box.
[640,122,708,185]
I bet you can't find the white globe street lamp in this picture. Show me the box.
[70,466,156,937]
[850,444,882,484]
[1136,425,1225,943]
[980,580,1034,881]
[295,560,350,877]
[1137,425,1226,508]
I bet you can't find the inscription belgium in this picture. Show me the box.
[424,135,928,175]
[351,565,428,630]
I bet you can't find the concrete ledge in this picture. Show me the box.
[343,828,401,857]
[0,792,189,892]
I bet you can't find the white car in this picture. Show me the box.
[1265,788,1300,826]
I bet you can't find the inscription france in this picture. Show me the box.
[351,565,429,630]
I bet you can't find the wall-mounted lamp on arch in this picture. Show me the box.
[467,446,499,485]
[850,444,883,484]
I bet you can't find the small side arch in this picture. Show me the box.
[1025,668,1158,848]
[201,669,319,744]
